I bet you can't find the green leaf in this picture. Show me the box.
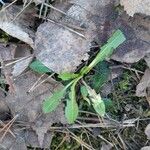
[80,86,88,97]
[102,98,114,110]
[29,60,51,74]
[58,72,79,81]
[82,80,105,116]
[93,99,105,117]
[88,29,126,70]
[43,88,65,113]
[80,86,91,105]
[65,81,79,124]
[92,61,110,91]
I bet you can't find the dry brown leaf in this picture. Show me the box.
[120,0,150,16]
[35,0,114,73]
[136,69,150,97]
[5,71,66,148]
[0,5,35,48]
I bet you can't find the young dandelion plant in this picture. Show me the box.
[42,29,126,124]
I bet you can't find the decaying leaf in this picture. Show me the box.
[12,56,33,77]
[136,69,150,97]
[0,127,27,150]
[110,14,150,63]
[5,71,66,148]
[120,0,150,16]
[0,44,16,61]
[0,5,35,48]
[145,124,150,139]
[35,0,114,73]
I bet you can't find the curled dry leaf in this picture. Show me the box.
[136,69,150,97]
[0,5,35,48]
[35,0,114,73]
[120,0,150,16]
[5,71,66,148]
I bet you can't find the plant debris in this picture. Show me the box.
[120,0,150,16]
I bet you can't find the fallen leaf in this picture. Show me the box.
[0,44,16,61]
[120,0,150,16]
[12,56,33,77]
[110,13,150,63]
[0,127,27,150]
[0,5,35,48]
[34,0,114,73]
[5,71,66,148]
[145,124,150,139]
[14,44,32,58]
[136,69,150,97]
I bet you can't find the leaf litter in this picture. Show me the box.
[0,0,150,149]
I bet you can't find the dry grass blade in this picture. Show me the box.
[0,121,15,138]
[11,0,33,22]
[28,73,55,92]
[41,16,85,38]
[0,115,19,141]
[0,0,18,12]
[67,129,95,150]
